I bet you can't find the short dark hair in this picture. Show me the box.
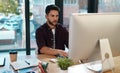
[45,4,60,15]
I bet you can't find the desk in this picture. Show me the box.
[37,54,67,73]
[0,54,120,73]
[68,56,120,73]
[38,55,120,73]
[0,54,67,73]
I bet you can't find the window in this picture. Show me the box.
[0,0,24,50]
[64,0,78,5]
[98,0,120,12]
[30,0,55,54]
[0,0,55,55]
[63,0,88,30]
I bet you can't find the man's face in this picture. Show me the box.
[46,10,59,27]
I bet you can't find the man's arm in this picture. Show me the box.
[40,46,68,57]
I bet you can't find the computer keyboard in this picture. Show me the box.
[85,62,102,72]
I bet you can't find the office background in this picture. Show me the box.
[0,0,120,55]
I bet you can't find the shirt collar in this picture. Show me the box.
[45,22,59,31]
[44,23,51,31]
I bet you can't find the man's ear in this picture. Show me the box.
[45,15,47,19]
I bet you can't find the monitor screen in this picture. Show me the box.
[69,13,120,64]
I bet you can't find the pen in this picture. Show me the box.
[38,62,45,73]
[25,60,30,65]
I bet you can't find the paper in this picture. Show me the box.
[18,67,38,73]
[10,58,41,70]
[0,57,5,67]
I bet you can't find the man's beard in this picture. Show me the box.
[48,20,57,27]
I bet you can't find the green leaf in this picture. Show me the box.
[57,57,74,70]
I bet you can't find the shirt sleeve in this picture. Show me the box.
[35,29,46,54]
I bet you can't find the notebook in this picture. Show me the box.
[10,58,41,70]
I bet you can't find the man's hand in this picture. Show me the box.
[57,50,68,57]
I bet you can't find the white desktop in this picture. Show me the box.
[68,13,120,72]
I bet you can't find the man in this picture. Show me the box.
[35,4,68,57]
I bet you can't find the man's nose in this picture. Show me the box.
[54,16,58,20]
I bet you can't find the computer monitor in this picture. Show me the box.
[68,13,120,64]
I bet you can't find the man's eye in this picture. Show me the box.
[51,15,54,17]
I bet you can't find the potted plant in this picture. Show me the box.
[57,57,74,70]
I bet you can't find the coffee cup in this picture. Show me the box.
[9,50,17,62]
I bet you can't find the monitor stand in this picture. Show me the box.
[99,38,115,72]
